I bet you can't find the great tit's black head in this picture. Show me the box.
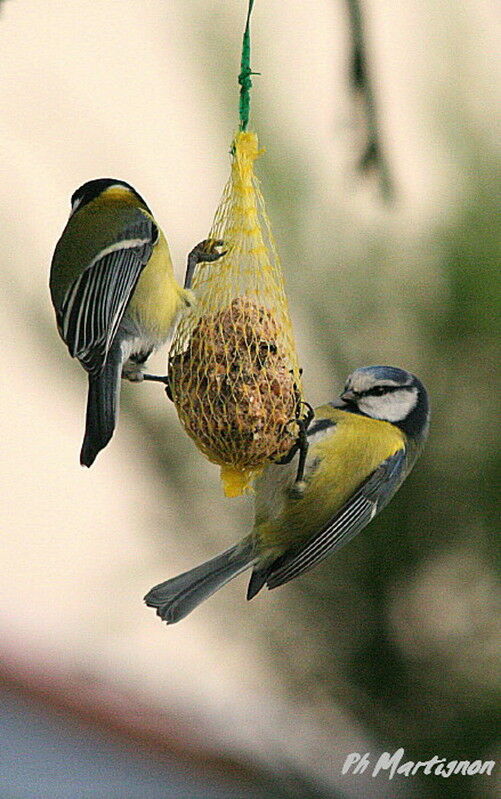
[70,178,152,215]
[340,365,429,439]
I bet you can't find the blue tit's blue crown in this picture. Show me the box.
[342,365,429,442]
[70,178,152,215]
[350,365,413,385]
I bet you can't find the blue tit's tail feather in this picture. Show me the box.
[80,346,122,467]
[144,538,255,624]
[246,569,268,600]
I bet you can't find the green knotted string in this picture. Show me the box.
[238,0,258,131]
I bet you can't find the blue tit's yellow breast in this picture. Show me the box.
[256,405,406,554]
[128,228,187,340]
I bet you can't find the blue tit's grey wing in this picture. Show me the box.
[265,448,406,589]
[60,215,157,375]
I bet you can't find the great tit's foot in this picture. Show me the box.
[142,373,170,385]
[192,239,226,262]
[123,349,156,382]
[122,365,145,382]
[141,373,172,400]
[184,239,227,289]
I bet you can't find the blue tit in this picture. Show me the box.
[145,366,430,624]
[50,178,223,467]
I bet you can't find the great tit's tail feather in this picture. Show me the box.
[144,538,254,624]
[80,347,122,467]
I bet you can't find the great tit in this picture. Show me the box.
[50,178,222,467]
[145,366,430,624]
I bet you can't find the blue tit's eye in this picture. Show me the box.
[371,386,386,396]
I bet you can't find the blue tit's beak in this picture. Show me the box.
[340,389,357,403]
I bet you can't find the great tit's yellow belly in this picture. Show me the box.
[127,230,189,343]
[255,405,406,556]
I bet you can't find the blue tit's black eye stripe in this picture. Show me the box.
[361,384,409,397]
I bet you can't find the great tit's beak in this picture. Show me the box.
[340,389,357,403]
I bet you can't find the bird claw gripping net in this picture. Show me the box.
[169,131,303,497]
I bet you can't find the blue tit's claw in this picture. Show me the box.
[301,401,315,428]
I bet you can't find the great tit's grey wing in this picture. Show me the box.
[59,217,157,375]
[265,448,406,590]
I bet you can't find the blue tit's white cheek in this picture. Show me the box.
[358,388,418,422]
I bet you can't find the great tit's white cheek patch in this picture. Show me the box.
[69,196,83,217]
[359,388,418,423]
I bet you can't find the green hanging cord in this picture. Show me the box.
[238,0,258,131]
